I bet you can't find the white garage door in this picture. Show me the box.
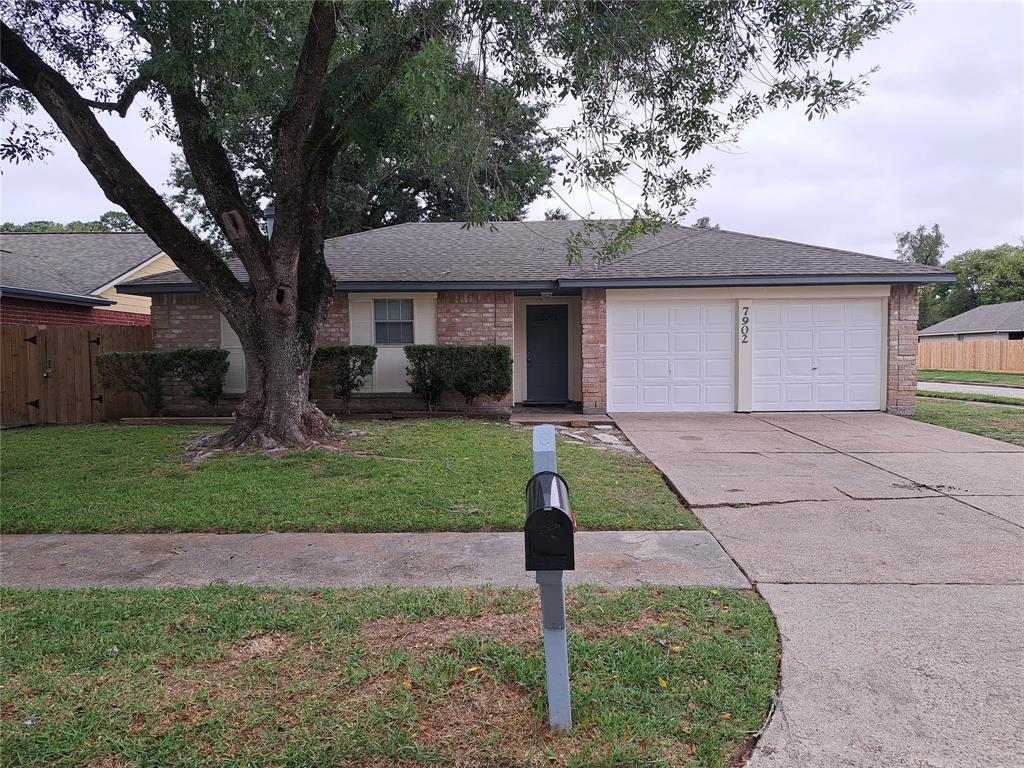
[608,301,735,412]
[751,299,882,411]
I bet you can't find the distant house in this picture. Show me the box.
[918,301,1024,342]
[0,232,177,326]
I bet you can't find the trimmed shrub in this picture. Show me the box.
[96,351,174,416]
[404,345,453,411]
[312,345,377,414]
[170,348,230,415]
[405,344,513,411]
[450,345,513,410]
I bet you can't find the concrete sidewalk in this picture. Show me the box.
[0,530,748,589]
[917,381,1024,399]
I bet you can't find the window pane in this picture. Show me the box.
[375,320,414,345]
[373,300,387,322]
[398,300,413,321]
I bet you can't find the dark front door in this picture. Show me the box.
[526,304,569,402]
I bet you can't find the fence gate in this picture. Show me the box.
[1,324,153,428]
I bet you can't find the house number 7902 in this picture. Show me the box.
[740,305,750,344]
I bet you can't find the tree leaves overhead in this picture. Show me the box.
[2,0,912,259]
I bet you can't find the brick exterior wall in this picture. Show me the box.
[318,293,350,345]
[887,284,920,415]
[580,288,607,413]
[433,290,514,413]
[436,291,514,345]
[150,293,220,351]
[1,297,151,326]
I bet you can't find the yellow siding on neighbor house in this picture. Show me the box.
[99,253,178,315]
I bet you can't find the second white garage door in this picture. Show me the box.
[751,299,883,411]
[608,300,735,412]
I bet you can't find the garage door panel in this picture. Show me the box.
[673,305,701,325]
[752,299,882,412]
[610,359,638,378]
[642,333,669,353]
[753,304,781,323]
[784,304,814,323]
[609,305,639,328]
[610,385,639,405]
[785,357,813,376]
[673,332,701,352]
[848,356,879,376]
[849,328,881,348]
[705,385,734,405]
[705,331,733,352]
[609,299,735,412]
[642,359,670,378]
[705,358,732,378]
[643,306,670,326]
[610,333,638,353]
[704,304,734,325]
[672,357,702,378]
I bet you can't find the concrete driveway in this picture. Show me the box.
[614,412,1024,768]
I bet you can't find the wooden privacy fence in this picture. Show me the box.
[1,324,153,427]
[917,340,1024,373]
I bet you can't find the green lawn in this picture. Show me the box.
[0,420,698,533]
[911,398,1024,447]
[0,585,779,768]
[917,390,1024,407]
[918,369,1024,386]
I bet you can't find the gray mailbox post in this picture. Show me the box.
[526,424,574,732]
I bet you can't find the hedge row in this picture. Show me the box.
[405,345,512,411]
[97,343,512,417]
[96,349,229,416]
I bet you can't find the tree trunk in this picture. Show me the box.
[206,288,335,451]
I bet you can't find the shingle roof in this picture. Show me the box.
[918,301,1024,336]
[120,221,953,292]
[0,232,163,302]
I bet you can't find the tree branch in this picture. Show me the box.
[80,75,149,117]
[0,21,250,325]
[168,87,270,281]
[270,0,338,258]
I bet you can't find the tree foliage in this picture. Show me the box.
[1,211,140,232]
[1,0,911,448]
[895,224,947,328]
[928,244,1024,326]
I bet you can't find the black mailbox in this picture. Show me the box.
[525,471,575,571]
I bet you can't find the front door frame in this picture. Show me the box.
[513,295,582,404]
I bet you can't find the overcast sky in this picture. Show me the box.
[1,0,1021,261]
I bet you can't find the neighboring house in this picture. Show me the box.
[120,221,953,415]
[918,301,1024,342]
[0,232,177,326]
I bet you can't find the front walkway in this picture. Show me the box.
[614,412,1024,768]
[0,530,746,589]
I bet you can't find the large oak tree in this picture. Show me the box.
[1,0,910,449]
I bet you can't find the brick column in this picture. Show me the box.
[581,288,607,413]
[887,284,920,415]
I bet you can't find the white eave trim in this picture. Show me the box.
[91,250,169,296]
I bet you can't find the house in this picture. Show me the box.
[119,221,953,415]
[918,301,1024,342]
[0,232,177,326]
